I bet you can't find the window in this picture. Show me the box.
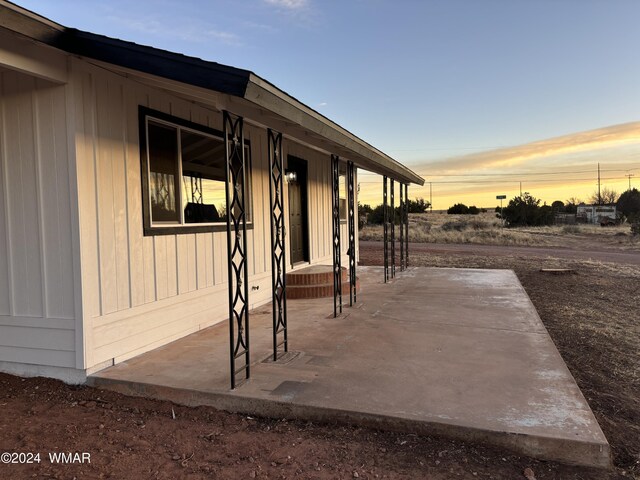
[339,165,347,221]
[140,107,252,235]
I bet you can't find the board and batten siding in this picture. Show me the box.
[71,62,346,371]
[0,70,78,371]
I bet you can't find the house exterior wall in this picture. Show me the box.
[70,60,354,372]
[0,69,80,379]
[0,34,358,381]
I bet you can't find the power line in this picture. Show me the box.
[358,175,629,185]
[384,141,640,153]
[358,166,639,177]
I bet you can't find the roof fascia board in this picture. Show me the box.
[0,1,64,41]
[245,77,425,185]
[0,27,67,83]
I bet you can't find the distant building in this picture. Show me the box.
[576,204,617,225]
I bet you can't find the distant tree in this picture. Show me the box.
[367,204,385,225]
[358,203,373,227]
[447,203,469,214]
[539,205,554,225]
[468,205,480,215]
[589,187,618,205]
[501,192,553,226]
[564,197,582,214]
[366,204,403,225]
[551,200,565,213]
[359,203,373,216]
[617,188,640,222]
[407,197,430,213]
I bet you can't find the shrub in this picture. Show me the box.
[617,188,640,223]
[447,203,469,214]
[468,205,480,215]
[501,193,554,227]
[407,198,430,213]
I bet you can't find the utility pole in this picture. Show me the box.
[597,163,601,205]
[626,173,634,190]
[519,182,522,197]
[429,182,433,212]
[496,195,506,227]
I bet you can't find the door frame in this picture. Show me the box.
[286,155,309,266]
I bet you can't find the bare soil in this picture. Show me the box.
[1,241,637,480]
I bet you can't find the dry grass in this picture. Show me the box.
[359,212,640,250]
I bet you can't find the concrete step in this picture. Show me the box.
[286,265,359,299]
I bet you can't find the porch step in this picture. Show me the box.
[286,265,359,299]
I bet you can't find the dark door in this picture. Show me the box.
[288,156,309,265]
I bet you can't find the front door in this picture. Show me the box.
[287,156,308,265]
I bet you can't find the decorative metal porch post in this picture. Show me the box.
[399,183,405,271]
[223,111,250,389]
[347,161,356,305]
[405,183,409,267]
[390,179,395,278]
[331,154,342,317]
[267,129,287,361]
[383,175,389,283]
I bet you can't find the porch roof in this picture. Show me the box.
[0,1,424,186]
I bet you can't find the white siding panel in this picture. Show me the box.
[123,86,146,307]
[35,79,75,319]
[91,286,230,364]
[0,68,77,371]
[154,236,168,300]
[0,345,75,368]
[94,75,120,315]
[213,231,225,285]
[186,234,198,292]
[176,234,189,294]
[0,76,9,315]
[109,83,132,311]
[0,325,74,351]
[75,69,102,318]
[2,73,44,317]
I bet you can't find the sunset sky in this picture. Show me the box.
[17,0,640,209]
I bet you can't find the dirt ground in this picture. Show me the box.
[1,242,638,480]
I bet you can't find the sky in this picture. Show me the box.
[16,0,640,209]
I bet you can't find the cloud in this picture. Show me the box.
[263,0,309,10]
[242,20,279,34]
[203,29,242,46]
[420,122,640,176]
[106,15,242,46]
[318,102,328,107]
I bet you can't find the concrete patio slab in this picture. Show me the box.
[88,267,610,468]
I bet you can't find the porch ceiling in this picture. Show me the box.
[0,0,424,186]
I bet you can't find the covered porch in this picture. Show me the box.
[88,266,610,468]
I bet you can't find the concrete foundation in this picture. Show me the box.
[89,267,610,468]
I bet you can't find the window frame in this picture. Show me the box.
[139,106,253,236]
